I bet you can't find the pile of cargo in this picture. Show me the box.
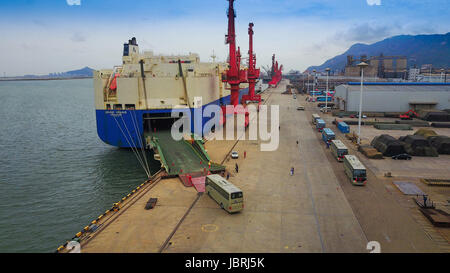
[395,120,430,127]
[414,129,450,154]
[345,132,358,143]
[418,110,450,122]
[431,122,450,128]
[371,134,407,156]
[414,129,437,139]
[358,145,383,159]
[374,124,412,130]
[429,136,450,154]
[398,135,438,157]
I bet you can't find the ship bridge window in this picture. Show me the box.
[125,104,136,110]
[106,104,111,110]
[113,104,123,110]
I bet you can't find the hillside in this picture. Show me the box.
[307,32,450,72]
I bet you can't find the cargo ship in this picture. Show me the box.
[93,37,249,148]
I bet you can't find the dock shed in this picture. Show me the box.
[334,83,450,113]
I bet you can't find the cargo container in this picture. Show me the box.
[338,122,350,133]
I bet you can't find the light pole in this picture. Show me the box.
[307,72,310,96]
[313,69,316,101]
[357,62,369,145]
[325,68,330,113]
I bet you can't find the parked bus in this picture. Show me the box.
[312,114,321,125]
[322,128,336,144]
[309,91,322,96]
[205,174,244,213]
[316,119,326,132]
[330,140,348,162]
[316,96,333,102]
[343,155,367,186]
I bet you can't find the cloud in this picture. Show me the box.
[71,32,86,42]
[66,0,81,6]
[336,22,391,43]
[366,0,381,5]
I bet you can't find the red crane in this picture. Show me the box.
[269,55,283,87]
[223,0,247,109]
[242,22,261,103]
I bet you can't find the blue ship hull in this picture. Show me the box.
[96,88,248,148]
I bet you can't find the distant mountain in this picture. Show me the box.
[13,67,94,80]
[48,67,94,78]
[307,33,450,72]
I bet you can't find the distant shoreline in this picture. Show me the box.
[0,76,93,82]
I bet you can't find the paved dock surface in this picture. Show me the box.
[79,81,447,253]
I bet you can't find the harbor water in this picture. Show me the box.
[0,79,159,252]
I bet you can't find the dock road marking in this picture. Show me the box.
[201,224,219,233]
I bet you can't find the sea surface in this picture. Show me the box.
[0,79,159,252]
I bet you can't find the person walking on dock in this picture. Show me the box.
[227,173,230,180]
[235,163,239,173]
[290,167,294,176]
[244,151,247,159]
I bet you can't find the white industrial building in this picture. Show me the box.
[334,83,450,112]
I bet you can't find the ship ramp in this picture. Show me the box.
[146,130,224,177]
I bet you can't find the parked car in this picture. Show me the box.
[297,106,305,111]
[392,154,412,160]
[231,151,239,159]
[320,107,332,113]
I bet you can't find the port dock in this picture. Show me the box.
[61,80,449,253]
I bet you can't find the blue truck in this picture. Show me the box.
[338,122,350,133]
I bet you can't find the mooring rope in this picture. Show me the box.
[113,115,150,177]
[131,110,151,177]
[119,115,151,178]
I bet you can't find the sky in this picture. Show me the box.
[0,0,449,76]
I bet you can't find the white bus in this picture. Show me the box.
[330,140,348,162]
[205,174,244,213]
[312,114,321,125]
[343,155,367,186]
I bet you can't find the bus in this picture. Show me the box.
[205,174,244,213]
[316,96,333,102]
[343,155,367,186]
[322,128,336,144]
[330,140,348,162]
[309,90,322,96]
[312,114,321,125]
[316,119,326,132]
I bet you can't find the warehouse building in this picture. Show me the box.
[334,83,450,112]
